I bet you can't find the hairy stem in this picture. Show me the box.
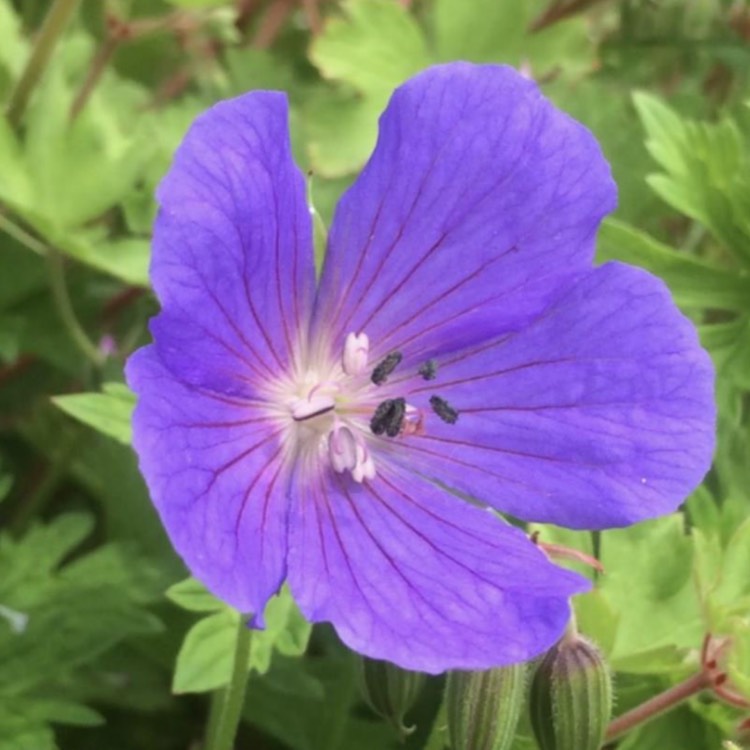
[206,618,252,750]
[6,0,83,127]
[604,671,711,742]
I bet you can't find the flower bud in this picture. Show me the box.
[357,657,425,736]
[446,663,526,750]
[530,634,612,750]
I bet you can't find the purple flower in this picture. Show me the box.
[126,63,715,673]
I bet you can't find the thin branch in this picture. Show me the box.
[300,0,322,35]
[529,0,611,33]
[604,671,711,742]
[6,0,83,127]
[251,0,296,49]
[46,248,105,368]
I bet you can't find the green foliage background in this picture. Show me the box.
[0,0,749,748]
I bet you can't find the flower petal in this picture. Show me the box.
[313,62,615,361]
[126,346,289,621]
[150,92,314,395]
[287,462,587,673]
[397,263,715,529]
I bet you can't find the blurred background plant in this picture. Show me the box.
[1,0,750,748]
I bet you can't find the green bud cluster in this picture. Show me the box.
[530,634,612,750]
[445,663,526,750]
[357,656,426,737]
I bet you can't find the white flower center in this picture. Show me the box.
[273,331,382,483]
[270,331,438,483]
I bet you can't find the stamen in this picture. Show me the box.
[370,398,406,437]
[343,332,369,376]
[429,395,459,425]
[329,425,358,473]
[352,442,376,482]
[418,359,437,381]
[328,424,376,482]
[371,351,403,385]
[291,395,336,422]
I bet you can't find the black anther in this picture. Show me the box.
[371,351,403,385]
[418,359,437,381]
[370,398,407,437]
[429,395,459,425]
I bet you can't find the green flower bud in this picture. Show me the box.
[445,663,526,750]
[530,634,612,750]
[357,657,426,737]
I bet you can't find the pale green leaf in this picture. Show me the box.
[311,0,429,95]
[173,587,312,693]
[167,577,225,613]
[306,0,430,176]
[172,609,238,694]
[597,219,750,311]
[599,515,702,672]
[432,0,593,74]
[52,384,135,445]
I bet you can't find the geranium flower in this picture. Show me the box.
[126,63,715,673]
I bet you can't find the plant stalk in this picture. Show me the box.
[46,248,105,368]
[6,0,83,127]
[604,670,711,742]
[206,618,252,750]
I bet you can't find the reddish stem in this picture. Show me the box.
[605,671,711,742]
[251,0,295,49]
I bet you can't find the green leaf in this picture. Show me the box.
[0,35,157,284]
[312,0,429,95]
[694,519,750,631]
[0,705,56,750]
[167,577,225,613]
[432,0,593,74]
[172,586,312,693]
[0,118,32,208]
[700,316,750,390]
[172,608,239,694]
[598,515,702,673]
[574,590,620,658]
[634,92,750,263]
[306,0,430,177]
[0,513,163,703]
[304,86,384,179]
[52,383,135,445]
[0,0,27,100]
[53,232,151,288]
[0,513,94,600]
[597,219,750,311]
[26,701,103,728]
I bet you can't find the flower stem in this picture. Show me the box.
[0,213,47,256]
[6,0,83,128]
[46,247,105,368]
[604,670,711,742]
[206,618,252,750]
